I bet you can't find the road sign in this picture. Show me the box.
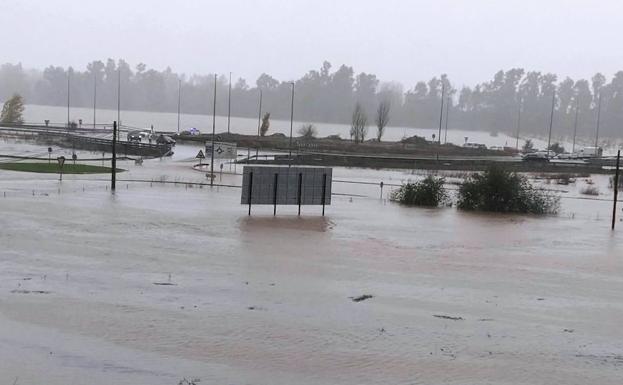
[196,150,205,159]
[206,141,237,159]
[57,156,66,181]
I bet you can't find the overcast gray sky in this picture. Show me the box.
[2,0,622,87]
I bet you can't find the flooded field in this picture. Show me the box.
[1,141,623,385]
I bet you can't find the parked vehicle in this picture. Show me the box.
[489,145,505,151]
[522,151,550,161]
[577,146,603,158]
[156,134,176,146]
[463,143,487,150]
[181,127,200,136]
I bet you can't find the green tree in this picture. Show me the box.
[0,94,25,124]
[260,112,270,136]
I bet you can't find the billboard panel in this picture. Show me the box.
[241,166,332,205]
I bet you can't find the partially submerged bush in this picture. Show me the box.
[391,176,448,207]
[458,165,559,214]
[580,186,599,196]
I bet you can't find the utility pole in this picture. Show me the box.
[546,91,556,159]
[288,82,295,166]
[443,97,450,144]
[177,78,181,134]
[572,97,580,153]
[93,71,97,128]
[515,98,522,150]
[256,89,262,159]
[594,92,602,151]
[210,74,217,186]
[227,72,232,134]
[437,83,445,145]
[112,121,117,191]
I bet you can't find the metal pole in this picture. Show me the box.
[273,173,278,216]
[256,89,262,159]
[321,173,327,216]
[443,97,450,144]
[67,69,70,127]
[289,82,295,166]
[117,68,121,129]
[112,121,117,191]
[594,92,602,150]
[515,97,522,150]
[177,78,181,134]
[572,97,580,153]
[93,71,97,128]
[227,72,232,134]
[297,172,302,216]
[613,150,621,230]
[210,74,217,186]
[546,91,556,159]
[437,83,445,145]
[248,172,253,216]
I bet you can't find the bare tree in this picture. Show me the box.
[297,123,317,139]
[375,99,391,141]
[350,103,368,143]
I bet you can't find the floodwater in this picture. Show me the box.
[25,104,545,149]
[1,141,623,385]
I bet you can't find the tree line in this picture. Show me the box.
[1,59,621,139]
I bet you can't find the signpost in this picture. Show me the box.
[241,166,332,216]
[196,149,205,165]
[57,156,65,181]
[48,147,52,164]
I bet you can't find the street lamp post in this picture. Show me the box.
[210,74,217,186]
[288,82,295,166]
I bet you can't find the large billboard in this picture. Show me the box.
[205,141,237,159]
[241,166,332,206]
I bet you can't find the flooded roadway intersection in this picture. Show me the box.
[1,143,622,385]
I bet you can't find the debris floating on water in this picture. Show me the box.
[11,290,50,295]
[433,314,464,321]
[350,294,374,302]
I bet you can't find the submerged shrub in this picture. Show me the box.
[457,165,559,214]
[391,176,447,207]
[580,186,599,196]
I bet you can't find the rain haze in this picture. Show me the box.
[1,2,623,385]
[2,0,623,86]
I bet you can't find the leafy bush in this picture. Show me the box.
[457,165,559,214]
[391,176,447,207]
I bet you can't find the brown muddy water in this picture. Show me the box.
[1,142,623,385]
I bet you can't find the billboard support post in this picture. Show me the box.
[297,173,303,216]
[247,171,253,216]
[322,173,327,216]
